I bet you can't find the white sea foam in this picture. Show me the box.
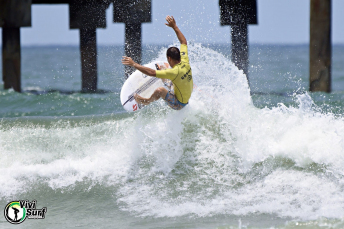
[0,44,344,220]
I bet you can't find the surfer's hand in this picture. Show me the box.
[165,15,177,29]
[122,56,135,67]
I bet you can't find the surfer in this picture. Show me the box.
[122,15,193,110]
[12,207,19,221]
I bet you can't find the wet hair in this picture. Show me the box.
[166,47,181,61]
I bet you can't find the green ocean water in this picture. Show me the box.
[0,44,344,228]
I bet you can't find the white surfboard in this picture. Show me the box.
[120,61,170,112]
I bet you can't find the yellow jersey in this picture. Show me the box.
[155,44,193,104]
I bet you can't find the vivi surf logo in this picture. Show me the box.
[4,200,47,224]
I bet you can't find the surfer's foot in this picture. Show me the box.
[134,93,151,105]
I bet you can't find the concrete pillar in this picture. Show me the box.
[310,0,331,92]
[80,28,97,92]
[113,0,151,79]
[2,28,21,92]
[125,23,142,78]
[69,0,109,93]
[1,0,31,92]
[231,22,248,77]
[219,0,257,82]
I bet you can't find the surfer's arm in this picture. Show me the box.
[121,56,156,77]
[165,15,187,45]
[133,63,156,77]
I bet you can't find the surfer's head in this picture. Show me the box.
[166,47,181,67]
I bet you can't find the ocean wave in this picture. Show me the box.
[1,44,344,220]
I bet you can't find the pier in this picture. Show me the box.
[1,0,333,93]
[1,0,151,92]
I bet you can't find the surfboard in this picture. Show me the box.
[120,61,170,112]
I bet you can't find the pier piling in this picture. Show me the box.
[69,0,109,92]
[219,0,257,81]
[309,0,332,92]
[114,0,151,79]
[2,28,21,92]
[1,0,31,92]
[80,28,97,92]
[231,22,248,78]
[124,23,142,79]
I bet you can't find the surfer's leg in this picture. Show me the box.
[134,87,168,105]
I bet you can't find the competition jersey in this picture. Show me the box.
[155,44,193,104]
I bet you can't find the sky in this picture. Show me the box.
[1,0,344,45]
